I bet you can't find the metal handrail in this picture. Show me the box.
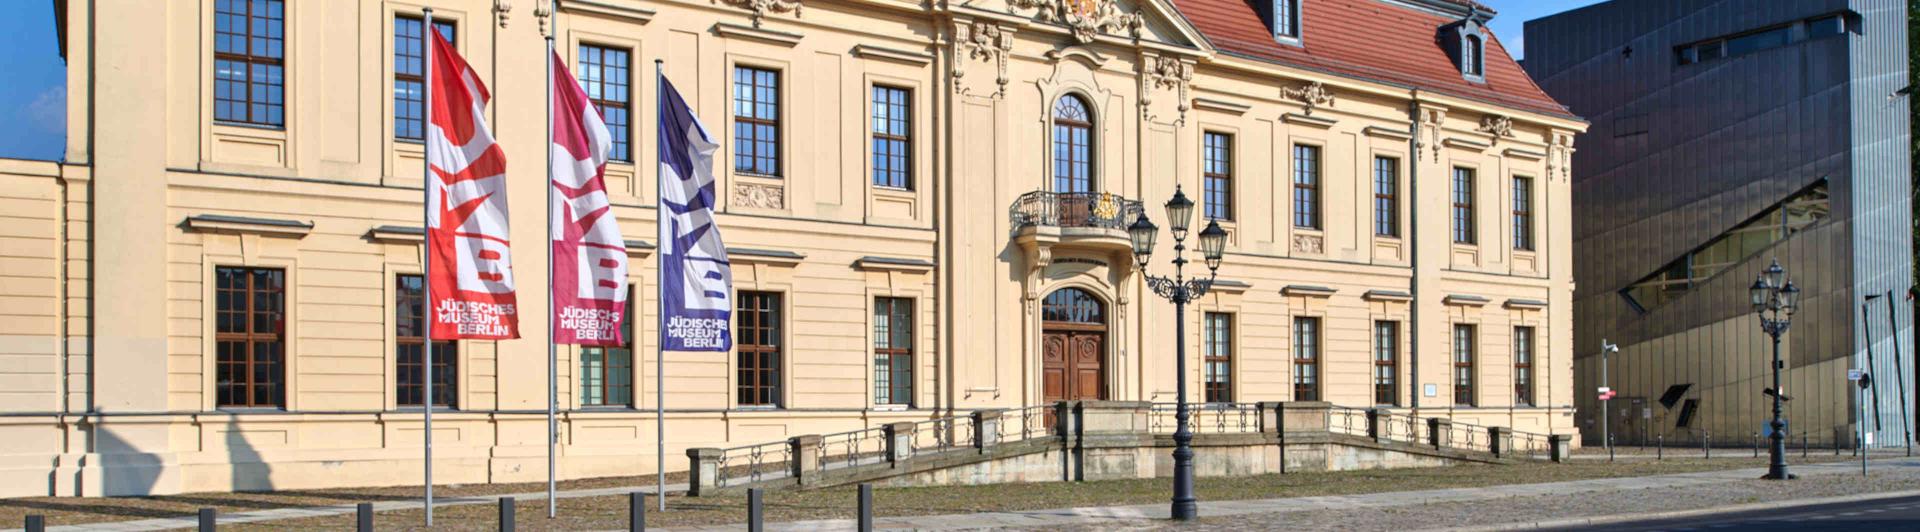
[1150,402,1260,434]
[815,425,889,475]
[713,439,793,487]
[1000,405,1056,443]
[1009,191,1145,231]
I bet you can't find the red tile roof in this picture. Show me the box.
[1169,0,1574,118]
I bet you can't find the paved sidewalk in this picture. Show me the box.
[22,483,687,532]
[658,457,1920,531]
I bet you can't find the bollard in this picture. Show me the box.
[498,497,515,532]
[1656,434,1663,460]
[1752,433,1759,458]
[357,502,373,532]
[1704,432,1711,459]
[630,492,645,532]
[1607,433,1615,462]
[1802,432,1809,458]
[748,488,765,532]
[24,515,44,532]
[858,483,874,532]
[198,508,216,532]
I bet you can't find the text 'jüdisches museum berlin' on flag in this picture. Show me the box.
[426,29,519,340]
[549,50,629,346]
[657,74,732,352]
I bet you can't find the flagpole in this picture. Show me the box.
[654,58,668,514]
[545,30,561,520]
[421,7,437,527]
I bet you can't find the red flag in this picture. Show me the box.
[548,50,629,345]
[426,30,519,340]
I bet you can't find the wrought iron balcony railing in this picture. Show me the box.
[1009,191,1145,232]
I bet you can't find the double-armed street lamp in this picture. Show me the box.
[1126,185,1227,521]
[1749,258,1802,480]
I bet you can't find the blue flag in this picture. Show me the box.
[657,75,732,352]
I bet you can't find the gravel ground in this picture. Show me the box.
[1051,463,1920,531]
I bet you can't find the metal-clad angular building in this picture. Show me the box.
[1524,0,1913,447]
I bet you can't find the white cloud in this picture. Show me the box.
[24,85,65,134]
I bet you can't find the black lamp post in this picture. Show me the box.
[1750,258,1801,480]
[1127,185,1227,521]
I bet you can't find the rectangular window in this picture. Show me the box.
[1373,156,1399,237]
[578,44,632,162]
[215,0,286,127]
[1204,313,1233,403]
[871,86,912,189]
[1514,327,1535,407]
[1274,0,1300,39]
[394,16,455,142]
[1453,324,1476,406]
[397,274,458,408]
[1203,132,1233,221]
[215,266,285,408]
[1725,26,1790,56]
[1292,317,1320,401]
[1373,321,1399,406]
[736,291,782,406]
[1512,176,1534,251]
[580,291,635,407]
[873,297,913,406]
[1452,167,1476,244]
[1292,144,1321,229]
[733,66,781,177]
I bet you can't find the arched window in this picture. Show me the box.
[1052,95,1094,194]
[1042,287,1105,325]
[1462,35,1484,77]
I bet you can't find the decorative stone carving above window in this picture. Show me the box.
[1418,105,1448,162]
[1477,115,1515,145]
[1548,130,1576,183]
[1007,0,1143,44]
[733,182,786,210]
[1282,82,1336,116]
[952,21,1013,98]
[714,0,801,28]
[1140,55,1193,125]
[1292,233,1324,255]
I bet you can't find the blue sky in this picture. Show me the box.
[0,0,63,161]
[1484,0,1611,60]
[0,0,1604,162]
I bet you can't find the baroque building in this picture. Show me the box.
[0,0,1583,496]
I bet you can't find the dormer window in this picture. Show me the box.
[1263,0,1303,45]
[1462,34,1484,77]
[1442,11,1488,83]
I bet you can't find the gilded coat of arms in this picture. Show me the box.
[1092,194,1119,220]
[1008,0,1142,44]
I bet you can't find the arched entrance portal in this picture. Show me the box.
[1042,287,1107,402]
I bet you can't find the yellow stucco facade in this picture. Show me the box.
[0,0,1584,497]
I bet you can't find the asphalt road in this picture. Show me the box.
[1561,493,1920,531]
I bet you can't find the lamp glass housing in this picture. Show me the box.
[1165,188,1195,240]
[1749,278,1770,313]
[1128,214,1158,265]
[1198,221,1227,270]
[1763,260,1786,289]
[1779,281,1801,314]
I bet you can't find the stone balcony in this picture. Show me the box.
[1008,191,1145,258]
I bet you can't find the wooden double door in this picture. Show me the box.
[1042,327,1106,402]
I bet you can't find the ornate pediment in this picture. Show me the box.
[1282,82,1336,116]
[1477,115,1515,145]
[715,0,801,27]
[1007,0,1143,44]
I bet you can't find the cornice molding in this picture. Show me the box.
[713,22,803,47]
[854,256,935,273]
[851,44,933,66]
[1363,126,1413,141]
[560,0,656,24]
[729,247,806,266]
[1283,112,1337,129]
[1191,97,1251,115]
[184,214,313,238]
[367,225,424,243]
[1282,285,1336,298]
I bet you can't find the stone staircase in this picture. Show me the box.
[684,401,1573,496]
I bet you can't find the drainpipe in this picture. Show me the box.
[1406,91,1422,412]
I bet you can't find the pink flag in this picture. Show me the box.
[426,29,519,340]
[549,50,630,346]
